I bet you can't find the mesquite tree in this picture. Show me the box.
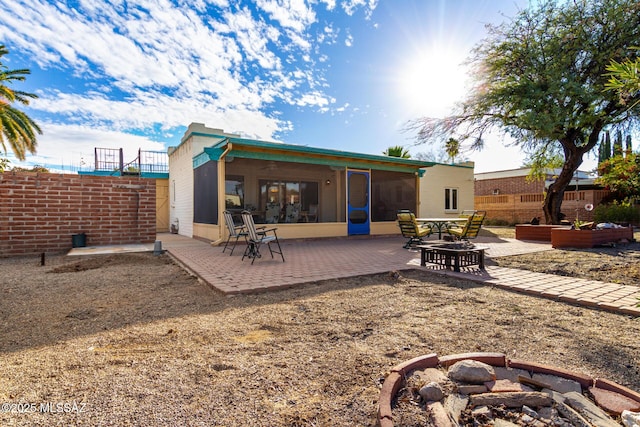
[407,0,640,224]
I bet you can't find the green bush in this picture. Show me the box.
[593,200,640,225]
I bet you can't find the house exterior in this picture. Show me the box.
[419,161,475,218]
[474,168,609,224]
[169,123,474,243]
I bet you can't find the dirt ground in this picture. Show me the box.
[1,228,640,426]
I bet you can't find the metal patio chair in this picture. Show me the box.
[446,210,486,242]
[241,210,285,264]
[396,210,433,249]
[222,210,247,255]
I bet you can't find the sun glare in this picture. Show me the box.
[397,47,469,118]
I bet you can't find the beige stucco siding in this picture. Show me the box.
[419,162,475,218]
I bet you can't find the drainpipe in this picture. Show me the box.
[210,140,233,247]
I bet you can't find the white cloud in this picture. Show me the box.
[255,0,317,33]
[0,0,380,170]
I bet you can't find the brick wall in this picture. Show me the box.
[475,191,607,224]
[0,172,156,256]
[475,175,544,195]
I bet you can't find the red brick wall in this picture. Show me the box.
[0,172,156,256]
[475,191,608,224]
[475,175,544,195]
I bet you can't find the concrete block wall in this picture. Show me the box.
[0,172,156,256]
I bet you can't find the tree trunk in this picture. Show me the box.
[543,141,584,225]
[543,125,604,224]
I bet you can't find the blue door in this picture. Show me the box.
[347,170,370,235]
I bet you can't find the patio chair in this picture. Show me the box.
[241,210,285,264]
[446,210,486,241]
[222,210,247,255]
[396,210,433,249]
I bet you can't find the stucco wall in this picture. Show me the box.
[419,163,475,218]
[0,172,156,256]
[168,124,232,238]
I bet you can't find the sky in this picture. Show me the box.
[0,0,600,174]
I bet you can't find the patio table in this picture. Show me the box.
[417,217,467,239]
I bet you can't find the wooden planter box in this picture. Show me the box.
[551,227,634,248]
[515,224,568,242]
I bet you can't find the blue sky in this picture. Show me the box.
[0,0,599,173]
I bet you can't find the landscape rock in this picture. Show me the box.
[457,384,488,394]
[416,367,449,384]
[532,373,582,394]
[447,360,496,384]
[495,366,531,382]
[419,382,445,402]
[622,410,640,427]
[444,393,468,422]
[426,401,454,427]
[589,386,640,415]
[563,391,620,427]
[494,419,519,427]
[485,378,533,393]
[469,391,552,408]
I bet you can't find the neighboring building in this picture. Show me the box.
[168,123,474,243]
[474,168,609,224]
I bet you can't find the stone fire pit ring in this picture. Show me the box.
[378,352,640,427]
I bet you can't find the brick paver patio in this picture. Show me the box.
[159,232,640,316]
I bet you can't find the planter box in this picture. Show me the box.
[516,224,568,242]
[551,227,634,249]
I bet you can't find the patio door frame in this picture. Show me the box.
[347,169,370,235]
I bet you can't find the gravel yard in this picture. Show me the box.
[1,228,639,426]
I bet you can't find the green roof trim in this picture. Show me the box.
[192,134,436,176]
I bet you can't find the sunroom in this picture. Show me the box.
[168,124,435,242]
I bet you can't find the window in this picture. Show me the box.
[445,188,458,211]
[225,175,244,209]
[259,180,319,220]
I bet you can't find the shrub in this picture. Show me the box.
[593,200,640,225]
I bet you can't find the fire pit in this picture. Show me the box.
[417,243,488,272]
[378,352,640,426]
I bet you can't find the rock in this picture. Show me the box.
[531,373,582,394]
[447,360,496,384]
[444,393,468,423]
[469,391,552,408]
[419,382,445,402]
[522,405,538,418]
[563,391,620,427]
[471,405,492,419]
[555,401,593,427]
[494,419,519,427]
[457,384,488,395]
[495,366,531,382]
[415,367,449,384]
[589,386,640,415]
[426,401,454,427]
[622,410,640,427]
[485,378,533,393]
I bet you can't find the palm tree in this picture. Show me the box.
[383,145,410,158]
[445,137,459,163]
[0,44,41,161]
